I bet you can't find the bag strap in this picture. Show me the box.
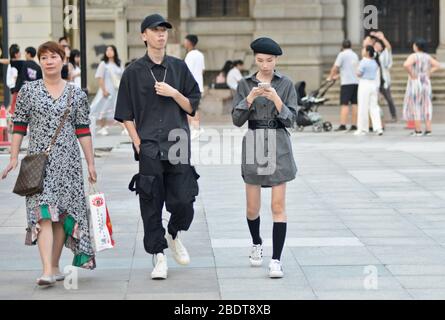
[46,85,73,154]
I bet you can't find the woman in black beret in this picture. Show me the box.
[232,37,298,278]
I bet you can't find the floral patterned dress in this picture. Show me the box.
[403,52,433,121]
[12,80,96,270]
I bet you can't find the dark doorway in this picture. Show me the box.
[365,0,439,53]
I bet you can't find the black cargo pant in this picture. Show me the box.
[129,147,200,255]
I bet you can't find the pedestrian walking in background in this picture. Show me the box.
[214,60,233,88]
[22,47,43,83]
[1,41,97,286]
[115,14,201,280]
[355,45,383,136]
[58,37,71,81]
[328,40,359,132]
[184,34,205,140]
[371,31,398,123]
[403,39,441,137]
[0,44,27,116]
[68,49,82,88]
[232,37,297,279]
[90,45,125,136]
[226,60,244,92]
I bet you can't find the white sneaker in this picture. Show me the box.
[249,244,263,267]
[166,233,190,265]
[151,253,168,280]
[376,130,384,136]
[121,129,129,136]
[268,260,284,279]
[97,127,109,136]
[353,130,367,136]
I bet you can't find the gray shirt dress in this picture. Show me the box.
[232,71,298,188]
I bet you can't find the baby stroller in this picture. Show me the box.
[293,80,336,132]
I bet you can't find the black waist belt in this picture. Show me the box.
[248,120,285,130]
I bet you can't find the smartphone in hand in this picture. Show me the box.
[258,83,271,89]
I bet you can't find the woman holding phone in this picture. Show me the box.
[232,37,298,278]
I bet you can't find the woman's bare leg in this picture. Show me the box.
[246,184,261,220]
[37,220,54,277]
[51,222,65,275]
[246,184,262,245]
[415,120,422,132]
[271,183,287,222]
[426,120,432,132]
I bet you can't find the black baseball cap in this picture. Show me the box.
[141,14,172,33]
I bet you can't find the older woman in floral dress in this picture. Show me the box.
[2,41,97,287]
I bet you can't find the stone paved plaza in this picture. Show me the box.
[1,121,445,300]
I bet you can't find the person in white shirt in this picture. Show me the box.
[184,34,205,140]
[372,31,398,122]
[226,60,244,92]
[6,64,18,90]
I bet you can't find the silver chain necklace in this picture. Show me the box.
[149,67,167,83]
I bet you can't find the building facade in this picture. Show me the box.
[2,0,445,93]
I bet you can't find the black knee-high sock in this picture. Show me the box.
[247,217,262,245]
[272,222,287,260]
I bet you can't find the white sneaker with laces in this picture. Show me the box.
[151,253,168,280]
[249,244,263,267]
[268,260,284,279]
[166,233,190,265]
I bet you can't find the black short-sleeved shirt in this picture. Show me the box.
[10,60,25,94]
[22,60,43,82]
[115,54,201,161]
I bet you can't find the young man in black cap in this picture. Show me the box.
[115,14,201,280]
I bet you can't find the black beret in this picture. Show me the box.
[250,37,283,56]
[141,14,172,33]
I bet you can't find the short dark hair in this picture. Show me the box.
[59,36,68,44]
[185,34,199,47]
[9,44,20,59]
[233,60,244,67]
[342,40,352,49]
[414,38,428,52]
[25,47,37,58]
[37,41,65,61]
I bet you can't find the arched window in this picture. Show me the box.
[197,0,249,17]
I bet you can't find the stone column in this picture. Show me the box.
[436,0,445,60]
[8,0,64,49]
[115,7,128,65]
[346,0,364,47]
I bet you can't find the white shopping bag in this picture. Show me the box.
[88,184,115,252]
